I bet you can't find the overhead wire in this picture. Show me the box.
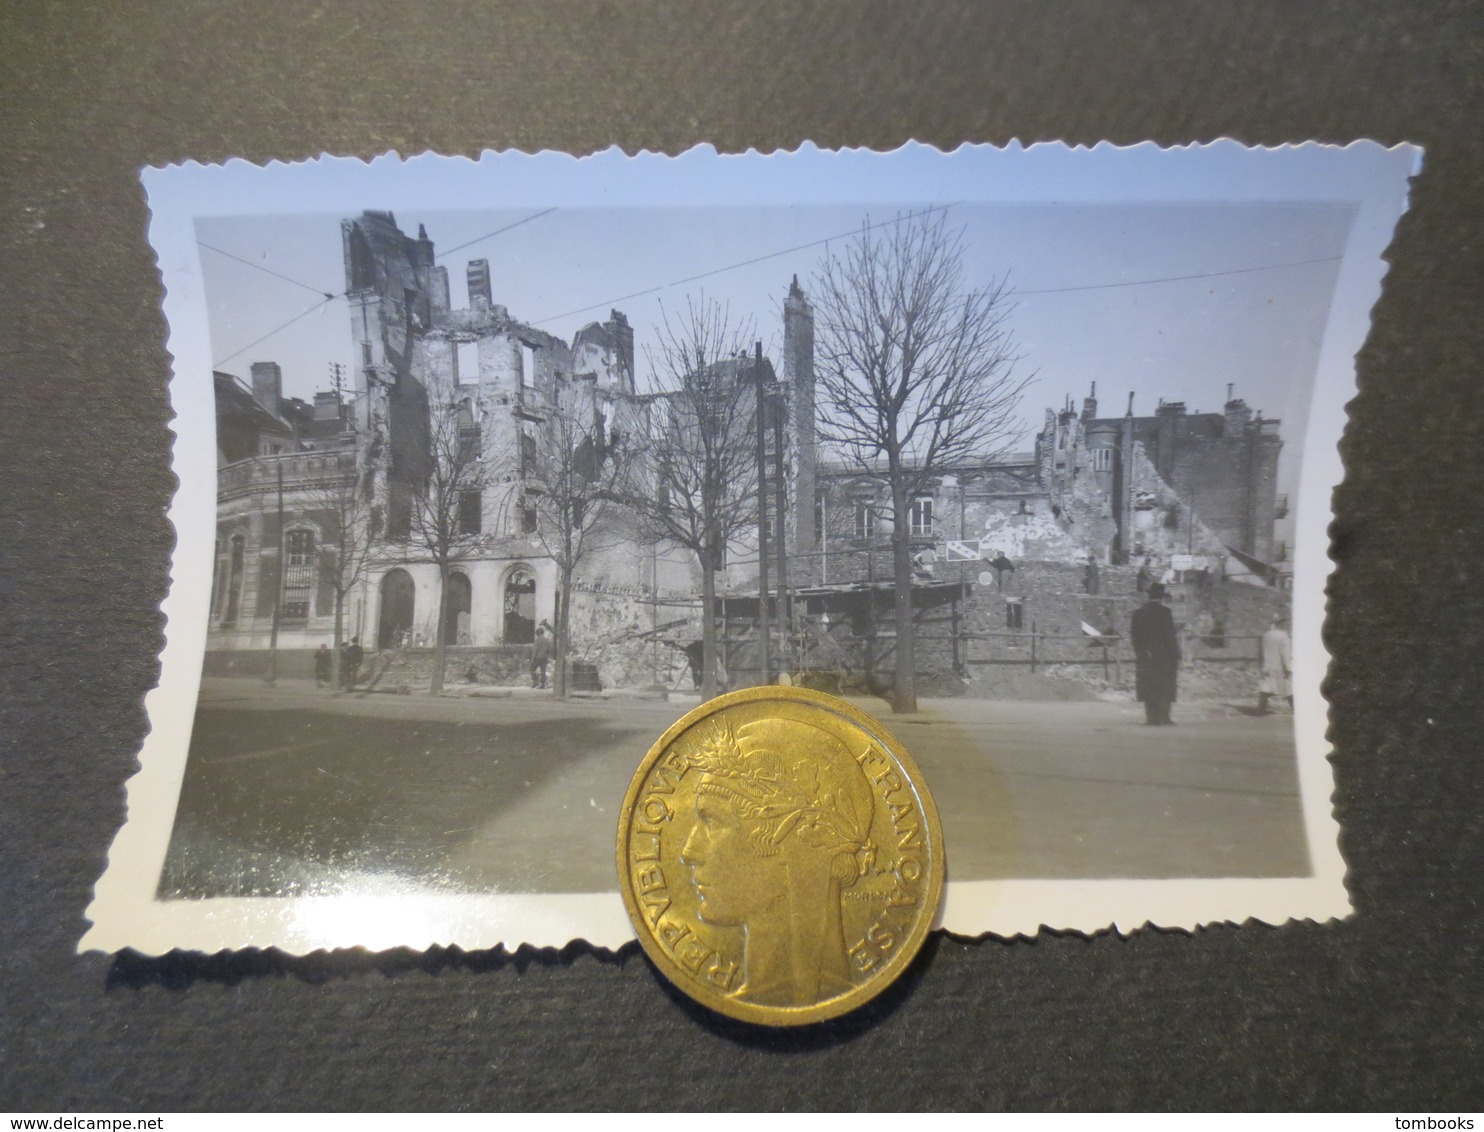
[1014,255,1344,296]
[198,241,338,300]
[202,201,1344,372]
[532,204,956,326]
[435,208,559,260]
[212,296,339,369]
[200,208,561,369]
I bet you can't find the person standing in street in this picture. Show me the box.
[532,624,552,689]
[341,636,363,691]
[1135,557,1153,596]
[1130,582,1180,725]
[1084,553,1101,595]
[988,552,1016,591]
[1258,614,1292,714]
[314,643,332,688]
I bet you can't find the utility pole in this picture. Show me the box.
[1188,485,1196,554]
[266,461,285,685]
[754,341,770,686]
[772,382,789,679]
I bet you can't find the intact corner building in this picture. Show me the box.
[207,364,357,669]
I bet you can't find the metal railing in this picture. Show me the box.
[218,450,356,498]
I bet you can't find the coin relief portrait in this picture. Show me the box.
[680,717,878,1005]
[621,688,944,1023]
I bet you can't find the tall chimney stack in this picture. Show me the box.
[467,259,492,308]
[250,361,283,416]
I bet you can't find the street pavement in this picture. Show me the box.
[158,678,1308,898]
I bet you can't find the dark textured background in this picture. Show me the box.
[2,0,1481,1112]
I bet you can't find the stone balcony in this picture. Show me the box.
[218,450,356,501]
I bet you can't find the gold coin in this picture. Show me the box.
[616,686,945,1026]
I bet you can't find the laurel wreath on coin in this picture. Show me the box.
[685,721,876,868]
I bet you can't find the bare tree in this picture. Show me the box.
[526,387,636,699]
[813,213,1030,713]
[635,297,761,700]
[299,443,376,687]
[406,393,495,695]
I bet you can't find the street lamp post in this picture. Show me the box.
[266,460,285,685]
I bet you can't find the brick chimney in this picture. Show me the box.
[314,390,341,421]
[467,259,492,309]
[1154,400,1185,481]
[250,361,283,416]
[1224,396,1253,436]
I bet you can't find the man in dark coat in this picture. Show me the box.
[1130,582,1180,725]
[988,552,1016,591]
[341,636,363,691]
[1083,554,1101,595]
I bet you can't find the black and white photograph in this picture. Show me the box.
[83,142,1416,952]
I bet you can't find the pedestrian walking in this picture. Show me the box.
[681,641,705,689]
[1130,582,1180,725]
[314,643,332,688]
[1257,614,1292,714]
[1135,557,1152,596]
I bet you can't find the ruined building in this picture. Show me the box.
[207,211,1288,693]
[343,210,654,655]
[1037,386,1285,573]
[207,212,820,686]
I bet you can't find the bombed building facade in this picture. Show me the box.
[801,380,1288,694]
[207,210,1289,694]
[206,212,820,687]
[343,210,653,656]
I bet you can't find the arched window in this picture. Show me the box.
[503,567,536,643]
[444,572,473,646]
[282,529,316,623]
[378,568,415,649]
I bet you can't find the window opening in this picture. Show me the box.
[456,341,479,386]
[377,569,416,649]
[504,568,536,643]
[520,343,536,389]
[282,529,316,622]
[910,497,934,537]
[459,490,482,535]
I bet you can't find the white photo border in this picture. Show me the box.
[82,140,1420,954]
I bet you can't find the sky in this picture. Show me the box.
[196,198,1357,512]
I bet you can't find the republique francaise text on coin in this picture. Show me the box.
[616,686,946,1026]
